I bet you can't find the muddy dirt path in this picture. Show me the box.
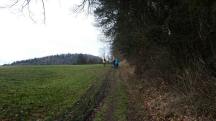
[103,71,117,121]
[88,70,126,121]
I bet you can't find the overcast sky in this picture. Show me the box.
[0,0,103,65]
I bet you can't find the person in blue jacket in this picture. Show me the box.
[114,58,120,69]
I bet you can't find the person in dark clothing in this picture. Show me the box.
[112,57,120,69]
[112,59,115,68]
[114,58,120,68]
[103,58,106,67]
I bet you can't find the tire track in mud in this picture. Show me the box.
[86,70,116,121]
[103,71,117,121]
[89,70,124,121]
[54,70,112,121]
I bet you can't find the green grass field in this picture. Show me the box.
[0,65,109,121]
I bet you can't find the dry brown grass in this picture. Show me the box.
[119,61,214,121]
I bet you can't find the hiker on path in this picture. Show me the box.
[114,58,120,69]
[112,57,120,69]
[103,58,106,67]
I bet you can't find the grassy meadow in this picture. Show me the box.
[0,65,109,120]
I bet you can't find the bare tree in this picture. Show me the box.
[0,0,46,23]
[0,0,97,23]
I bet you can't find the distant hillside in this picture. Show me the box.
[5,54,102,66]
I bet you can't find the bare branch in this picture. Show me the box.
[41,0,46,24]
[0,0,46,23]
[73,0,87,13]
[74,0,97,14]
[9,0,19,8]
[21,0,31,11]
[27,3,36,23]
[0,0,19,8]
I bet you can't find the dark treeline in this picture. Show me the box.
[87,0,216,72]
[5,54,102,66]
[84,0,216,119]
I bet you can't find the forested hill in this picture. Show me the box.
[5,54,102,66]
